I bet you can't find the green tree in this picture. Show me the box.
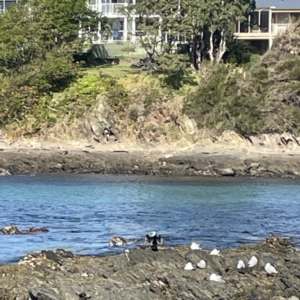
[0,0,108,126]
[0,0,103,70]
[123,0,255,71]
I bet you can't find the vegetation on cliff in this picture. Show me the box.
[0,0,300,142]
[184,22,300,136]
[0,0,107,128]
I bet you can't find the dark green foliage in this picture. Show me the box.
[49,72,128,123]
[184,65,266,135]
[224,39,257,65]
[0,0,107,128]
[159,53,192,89]
[184,47,300,136]
[123,0,255,76]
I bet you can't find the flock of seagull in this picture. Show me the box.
[185,242,278,283]
[109,232,278,283]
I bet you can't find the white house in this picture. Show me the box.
[235,0,300,50]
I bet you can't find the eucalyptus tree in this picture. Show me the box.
[124,0,255,71]
[204,0,255,64]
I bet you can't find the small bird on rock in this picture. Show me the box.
[210,248,220,256]
[265,263,278,274]
[237,260,245,269]
[145,231,163,251]
[247,256,258,267]
[197,260,206,269]
[184,262,194,270]
[209,273,225,283]
[190,242,202,250]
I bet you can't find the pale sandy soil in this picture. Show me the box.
[0,136,299,159]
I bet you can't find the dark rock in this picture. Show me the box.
[1,150,300,179]
[218,168,236,176]
[1,237,300,299]
[78,292,91,300]
[41,250,62,265]
[0,224,49,235]
[29,289,60,300]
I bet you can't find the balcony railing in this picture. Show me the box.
[271,24,288,35]
[89,3,126,16]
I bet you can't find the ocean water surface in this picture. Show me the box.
[0,174,300,264]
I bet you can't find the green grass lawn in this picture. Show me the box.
[81,64,146,77]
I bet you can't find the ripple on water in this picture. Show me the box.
[0,175,300,264]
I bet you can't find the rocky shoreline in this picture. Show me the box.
[0,147,300,179]
[0,237,300,300]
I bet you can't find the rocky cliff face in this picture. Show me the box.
[7,91,299,155]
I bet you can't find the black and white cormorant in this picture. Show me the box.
[145,231,164,251]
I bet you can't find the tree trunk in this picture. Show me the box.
[191,36,200,71]
[216,30,227,64]
[208,31,214,62]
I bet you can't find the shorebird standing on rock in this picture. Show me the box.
[145,231,163,251]
[210,248,221,256]
[190,242,202,250]
[247,256,258,267]
[209,273,225,283]
[184,262,194,270]
[237,260,245,269]
[197,260,207,269]
[265,263,278,274]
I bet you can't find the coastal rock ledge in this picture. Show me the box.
[1,149,300,178]
[1,238,300,300]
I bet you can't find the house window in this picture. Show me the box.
[275,13,289,24]
[250,11,259,26]
[5,0,17,10]
[291,13,300,21]
[260,11,269,32]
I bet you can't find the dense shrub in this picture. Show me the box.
[184,50,300,136]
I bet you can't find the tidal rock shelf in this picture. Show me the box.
[1,149,300,178]
[0,238,300,300]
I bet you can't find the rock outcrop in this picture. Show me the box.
[0,237,300,300]
[0,148,300,178]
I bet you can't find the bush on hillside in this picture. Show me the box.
[183,21,300,136]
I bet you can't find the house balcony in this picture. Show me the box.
[234,23,289,40]
[89,3,126,17]
[234,11,299,41]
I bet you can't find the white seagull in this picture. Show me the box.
[248,256,258,267]
[265,263,278,274]
[209,273,225,283]
[184,262,194,270]
[190,242,202,250]
[197,260,206,269]
[210,248,220,256]
[237,260,245,269]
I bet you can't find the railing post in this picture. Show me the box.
[248,14,250,33]
[123,2,128,41]
[268,8,273,49]
[132,17,136,42]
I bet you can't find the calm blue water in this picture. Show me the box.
[0,174,300,264]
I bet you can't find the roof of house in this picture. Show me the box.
[256,0,300,9]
